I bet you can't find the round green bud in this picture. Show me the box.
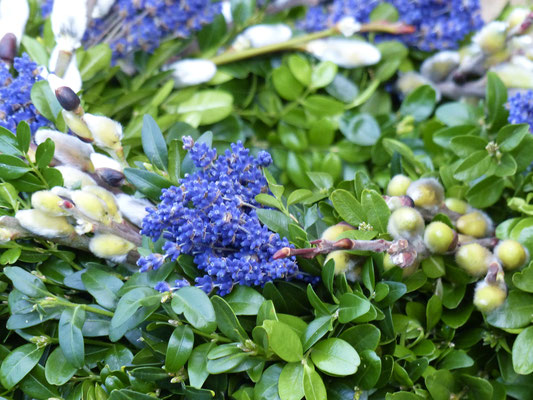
[321,223,354,242]
[456,211,492,238]
[424,221,457,254]
[495,239,529,270]
[383,253,419,277]
[324,251,357,275]
[406,178,444,209]
[387,175,412,197]
[445,198,469,214]
[387,207,425,240]
[473,282,507,313]
[455,243,492,277]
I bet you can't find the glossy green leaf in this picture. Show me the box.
[400,85,436,121]
[225,286,265,316]
[303,365,327,400]
[0,343,45,389]
[512,326,533,375]
[141,114,168,170]
[211,295,249,342]
[165,325,194,373]
[44,347,78,386]
[172,286,217,333]
[310,338,360,376]
[262,320,303,362]
[59,306,85,368]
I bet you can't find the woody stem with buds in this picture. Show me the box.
[209,21,414,66]
[0,216,141,265]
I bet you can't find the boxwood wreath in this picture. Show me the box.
[0,1,533,399]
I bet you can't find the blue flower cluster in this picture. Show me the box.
[302,0,483,51]
[84,0,221,60]
[41,0,53,18]
[0,54,49,133]
[508,90,533,132]
[138,137,299,296]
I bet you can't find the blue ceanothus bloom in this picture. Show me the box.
[84,0,221,60]
[508,90,533,131]
[302,0,483,51]
[0,54,49,133]
[138,137,301,296]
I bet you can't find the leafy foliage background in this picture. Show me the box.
[0,1,533,400]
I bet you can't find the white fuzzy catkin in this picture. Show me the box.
[35,129,94,169]
[0,0,29,44]
[116,194,153,227]
[16,209,74,238]
[90,152,123,172]
[56,165,97,189]
[305,38,381,68]
[168,59,217,88]
[92,0,116,18]
[83,114,123,151]
[241,24,292,48]
[51,0,88,52]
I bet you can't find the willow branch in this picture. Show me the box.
[0,216,140,265]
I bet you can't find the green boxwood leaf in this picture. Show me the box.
[278,362,304,400]
[330,189,365,226]
[486,291,533,329]
[30,80,62,122]
[59,306,86,368]
[177,90,234,125]
[254,364,282,400]
[16,122,31,154]
[20,364,60,400]
[512,264,533,293]
[453,150,492,181]
[361,189,390,233]
[81,267,123,310]
[44,347,77,386]
[78,43,112,80]
[225,286,265,316]
[4,266,49,297]
[110,287,161,341]
[172,286,217,333]
[188,343,213,389]
[338,293,371,323]
[399,85,436,121]
[0,154,31,179]
[141,114,168,171]
[303,365,327,400]
[354,350,381,389]
[310,338,360,376]
[311,61,337,89]
[486,72,508,130]
[339,112,381,146]
[165,325,194,373]
[497,124,529,152]
[339,324,381,352]
[0,343,45,389]
[211,295,249,342]
[302,316,334,351]
[262,320,303,362]
[512,325,533,375]
[466,176,504,208]
[123,168,172,201]
[288,54,311,87]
